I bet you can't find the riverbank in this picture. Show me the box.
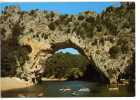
[1,77,67,91]
[1,80,134,97]
[1,77,33,91]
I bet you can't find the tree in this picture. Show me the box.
[44,52,88,79]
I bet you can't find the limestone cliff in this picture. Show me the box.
[0,3,135,83]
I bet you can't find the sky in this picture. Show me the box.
[1,2,120,14]
[56,48,80,54]
[1,2,120,54]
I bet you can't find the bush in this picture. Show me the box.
[109,46,121,59]
[48,22,56,31]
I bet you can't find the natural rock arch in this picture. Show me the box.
[18,32,110,83]
[0,3,135,84]
[18,27,133,84]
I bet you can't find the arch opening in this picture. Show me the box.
[41,41,109,83]
[43,47,88,80]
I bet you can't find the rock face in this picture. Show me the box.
[0,3,135,84]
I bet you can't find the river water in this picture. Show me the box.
[1,81,134,97]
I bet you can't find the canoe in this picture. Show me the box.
[78,88,90,92]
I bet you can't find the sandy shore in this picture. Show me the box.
[1,77,66,91]
[1,77,33,91]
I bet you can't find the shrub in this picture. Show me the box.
[48,22,56,30]
[109,46,121,59]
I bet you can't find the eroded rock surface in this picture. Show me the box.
[0,3,135,84]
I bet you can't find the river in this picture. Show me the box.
[1,81,134,97]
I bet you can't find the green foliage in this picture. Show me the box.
[44,52,88,79]
[117,37,132,54]
[1,44,30,76]
[109,46,122,59]
[48,22,56,31]
[85,17,95,23]
[78,15,85,20]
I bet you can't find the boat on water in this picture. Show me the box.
[59,88,64,91]
[59,87,72,92]
[78,88,90,92]
[59,87,90,95]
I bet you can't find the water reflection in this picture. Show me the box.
[1,81,134,97]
